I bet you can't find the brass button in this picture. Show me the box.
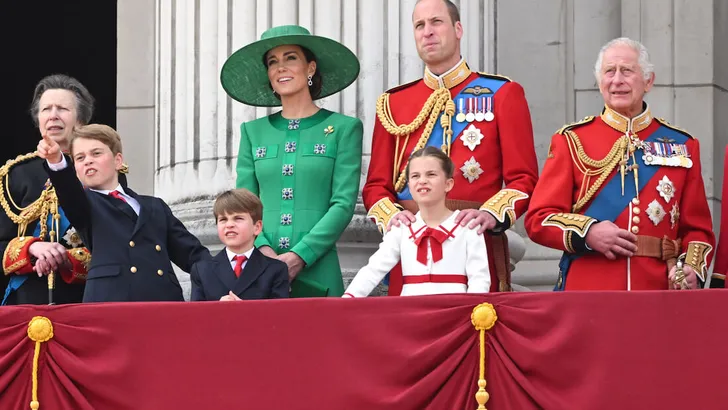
[633,207,641,215]
[632,198,640,205]
[129,241,135,248]
[155,245,162,252]
[130,266,137,273]
[631,226,639,234]
[632,216,640,224]
[157,270,164,276]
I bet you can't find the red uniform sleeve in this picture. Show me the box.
[492,82,539,221]
[677,138,716,281]
[525,133,596,253]
[712,146,728,286]
[62,247,90,284]
[362,113,403,232]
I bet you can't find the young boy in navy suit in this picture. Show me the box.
[37,124,211,302]
[190,189,288,301]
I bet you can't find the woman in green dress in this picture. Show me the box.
[220,25,362,297]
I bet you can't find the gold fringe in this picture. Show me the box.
[471,303,498,410]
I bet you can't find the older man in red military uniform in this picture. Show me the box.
[710,146,728,288]
[363,0,539,295]
[526,37,715,291]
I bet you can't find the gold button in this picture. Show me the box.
[129,241,135,247]
[130,266,137,273]
[632,216,640,224]
[155,245,162,252]
[632,198,640,205]
[157,270,164,276]
[631,226,639,234]
[633,207,640,215]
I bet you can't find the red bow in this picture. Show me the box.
[413,228,449,265]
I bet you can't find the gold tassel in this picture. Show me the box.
[27,316,54,410]
[471,303,498,410]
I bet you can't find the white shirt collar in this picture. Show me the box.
[225,246,255,262]
[90,184,127,196]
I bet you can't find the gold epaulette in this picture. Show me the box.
[384,78,420,95]
[557,116,595,135]
[655,118,695,139]
[477,72,512,82]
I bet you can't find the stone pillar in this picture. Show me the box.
[117,0,156,195]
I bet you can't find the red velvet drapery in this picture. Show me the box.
[1,291,726,410]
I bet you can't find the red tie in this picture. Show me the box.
[109,190,128,203]
[232,255,247,278]
[413,228,449,265]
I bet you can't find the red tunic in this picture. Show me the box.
[711,146,728,287]
[363,60,538,293]
[525,106,715,290]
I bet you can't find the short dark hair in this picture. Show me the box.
[70,124,123,157]
[414,0,461,25]
[213,188,263,222]
[405,146,455,179]
[264,45,323,100]
[29,74,95,126]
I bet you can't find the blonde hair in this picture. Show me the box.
[213,188,263,222]
[70,124,123,156]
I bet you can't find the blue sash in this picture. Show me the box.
[396,75,508,200]
[2,207,73,305]
[555,124,689,290]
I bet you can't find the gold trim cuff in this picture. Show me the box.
[480,189,529,227]
[367,197,403,234]
[684,241,713,282]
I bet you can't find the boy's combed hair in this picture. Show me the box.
[213,188,263,222]
[71,124,123,156]
[405,146,455,179]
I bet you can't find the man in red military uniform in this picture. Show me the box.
[709,146,728,288]
[526,37,715,291]
[363,0,539,294]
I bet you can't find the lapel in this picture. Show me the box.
[232,248,268,296]
[125,188,151,237]
[99,191,138,223]
[212,250,237,292]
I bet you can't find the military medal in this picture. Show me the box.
[484,97,494,122]
[642,141,692,168]
[656,176,676,202]
[465,98,476,123]
[455,98,466,123]
[460,124,484,151]
[460,156,483,183]
[646,199,666,226]
[474,98,485,122]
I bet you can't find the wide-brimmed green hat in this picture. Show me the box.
[220,25,360,107]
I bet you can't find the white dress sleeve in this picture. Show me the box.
[464,227,491,293]
[343,225,403,297]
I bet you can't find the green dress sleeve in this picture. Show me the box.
[235,121,273,249]
[291,118,363,266]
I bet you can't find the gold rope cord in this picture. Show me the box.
[27,316,54,410]
[471,303,498,410]
[376,88,455,192]
[563,130,629,213]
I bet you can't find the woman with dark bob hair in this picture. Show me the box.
[221,25,362,297]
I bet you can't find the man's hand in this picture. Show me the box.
[585,221,638,260]
[29,242,70,277]
[36,134,63,164]
[220,291,242,301]
[258,246,278,258]
[454,209,497,234]
[668,264,699,290]
[278,252,305,282]
[386,210,416,232]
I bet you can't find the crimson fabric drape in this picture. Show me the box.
[1,291,727,410]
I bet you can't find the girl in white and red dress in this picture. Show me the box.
[344,147,490,297]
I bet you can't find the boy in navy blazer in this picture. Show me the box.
[191,189,288,301]
[37,124,211,302]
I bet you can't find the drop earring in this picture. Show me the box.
[308,75,313,87]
